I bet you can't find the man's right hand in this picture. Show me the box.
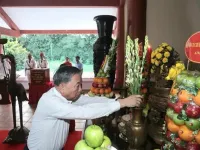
[118,95,143,108]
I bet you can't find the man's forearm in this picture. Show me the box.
[117,99,126,108]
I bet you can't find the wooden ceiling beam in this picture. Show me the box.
[0,7,19,31]
[0,27,21,37]
[0,0,120,7]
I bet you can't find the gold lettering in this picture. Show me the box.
[195,51,200,55]
[187,42,200,48]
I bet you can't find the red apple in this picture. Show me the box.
[103,84,107,88]
[98,84,103,88]
[173,102,183,114]
[168,101,175,109]
[166,130,177,141]
[186,142,200,150]
[174,138,186,150]
[185,104,200,118]
[92,82,98,88]
[141,83,146,88]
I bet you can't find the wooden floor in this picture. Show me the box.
[0,100,86,131]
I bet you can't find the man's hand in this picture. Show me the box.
[118,95,143,108]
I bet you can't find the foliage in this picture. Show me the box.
[18,34,97,64]
[3,40,28,70]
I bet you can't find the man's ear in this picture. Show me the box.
[60,82,69,88]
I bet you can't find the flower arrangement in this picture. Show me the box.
[125,36,149,95]
[150,43,174,74]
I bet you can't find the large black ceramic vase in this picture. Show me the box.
[93,15,117,88]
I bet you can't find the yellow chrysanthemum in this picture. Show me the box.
[151,59,155,64]
[162,58,168,63]
[156,53,162,59]
[151,51,156,58]
[167,46,172,51]
[164,51,170,57]
[150,69,154,73]
[162,43,168,47]
[155,60,160,66]
[158,47,163,52]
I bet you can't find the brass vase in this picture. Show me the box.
[125,107,147,150]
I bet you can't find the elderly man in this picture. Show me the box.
[37,52,48,68]
[24,53,36,85]
[26,66,142,150]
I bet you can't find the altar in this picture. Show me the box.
[29,68,53,104]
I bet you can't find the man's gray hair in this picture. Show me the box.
[53,66,81,86]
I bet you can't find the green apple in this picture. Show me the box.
[88,91,95,97]
[95,148,108,150]
[183,75,196,88]
[172,114,184,125]
[105,94,110,98]
[185,118,200,131]
[94,147,110,150]
[176,74,188,85]
[109,92,114,98]
[101,136,112,148]
[75,140,94,150]
[196,76,200,89]
[95,147,102,150]
[166,108,175,119]
[85,125,104,148]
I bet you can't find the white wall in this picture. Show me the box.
[147,0,200,60]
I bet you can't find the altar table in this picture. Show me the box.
[29,82,54,104]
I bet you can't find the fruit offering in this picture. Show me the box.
[163,66,200,149]
[75,125,112,150]
[88,56,114,98]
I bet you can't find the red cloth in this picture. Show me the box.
[29,82,54,104]
[0,130,82,150]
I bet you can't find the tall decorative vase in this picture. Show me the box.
[93,15,117,88]
[125,107,147,150]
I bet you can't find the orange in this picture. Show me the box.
[141,88,147,94]
[165,116,172,123]
[195,130,200,144]
[178,125,194,142]
[167,121,180,133]
[90,87,95,93]
[97,78,103,84]
[99,89,105,95]
[105,88,111,94]
[170,88,178,96]
[178,90,193,103]
[103,78,109,84]
[94,77,99,83]
[94,88,99,94]
[193,90,200,106]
